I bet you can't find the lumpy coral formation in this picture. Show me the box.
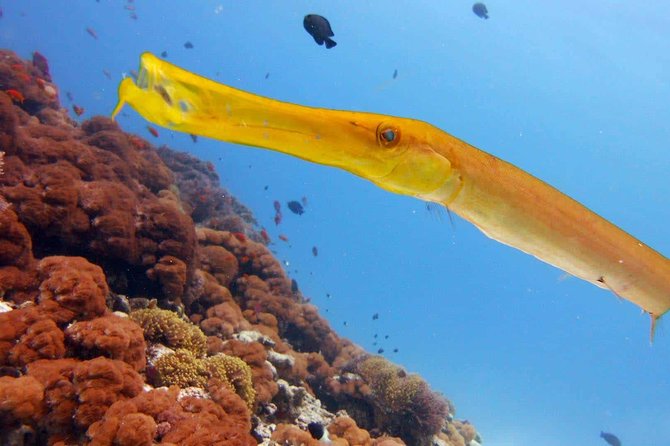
[0,50,480,446]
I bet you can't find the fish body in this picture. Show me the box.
[303,14,337,49]
[287,200,304,215]
[600,432,621,446]
[184,41,194,49]
[86,27,98,39]
[5,89,24,103]
[472,3,489,19]
[112,53,670,329]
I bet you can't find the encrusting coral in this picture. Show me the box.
[0,49,480,446]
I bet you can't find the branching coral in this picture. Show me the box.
[357,356,448,445]
[152,349,256,409]
[130,308,206,357]
[206,353,256,409]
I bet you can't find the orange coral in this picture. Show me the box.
[0,375,45,425]
[329,416,373,446]
[86,386,256,446]
[65,314,147,371]
[8,318,65,366]
[25,357,144,442]
[271,424,321,446]
[37,256,108,322]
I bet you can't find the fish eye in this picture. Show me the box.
[377,123,401,148]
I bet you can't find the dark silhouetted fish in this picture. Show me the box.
[312,246,318,256]
[161,51,168,58]
[291,279,299,293]
[265,72,270,79]
[372,313,379,320]
[287,200,304,215]
[472,3,489,19]
[377,348,384,354]
[303,14,337,49]
[393,69,398,79]
[600,432,621,446]
[184,41,194,49]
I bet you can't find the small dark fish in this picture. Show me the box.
[264,185,269,191]
[393,348,398,353]
[600,432,621,446]
[265,72,270,79]
[66,91,73,102]
[377,348,384,354]
[72,105,84,116]
[102,69,111,80]
[472,3,489,19]
[86,27,98,39]
[184,41,194,49]
[373,334,378,338]
[303,14,337,49]
[274,212,282,226]
[287,200,304,215]
[343,321,347,326]
[372,313,379,320]
[291,279,299,293]
[147,126,159,138]
[190,134,198,143]
[273,200,281,212]
[393,69,398,79]
[384,335,389,339]
[278,234,288,242]
[312,246,318,257]
[161,51,168,58]
[307,422,326,441]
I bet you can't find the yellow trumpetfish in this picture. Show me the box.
[113,52,670,331]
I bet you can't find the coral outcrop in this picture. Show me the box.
[0,49,480,446]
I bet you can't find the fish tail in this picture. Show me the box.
[325,38,337,49]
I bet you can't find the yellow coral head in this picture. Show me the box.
[112,52,458,202]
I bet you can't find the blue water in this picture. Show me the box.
[4,1,670,445]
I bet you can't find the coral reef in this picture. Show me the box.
[0,50,479,446]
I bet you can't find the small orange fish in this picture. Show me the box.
[147,126,159,137]
[72,105,84,116]
[260,228,270,244]
[5,89,24,103]
[86,27,98,39]
[278,234,289,242]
